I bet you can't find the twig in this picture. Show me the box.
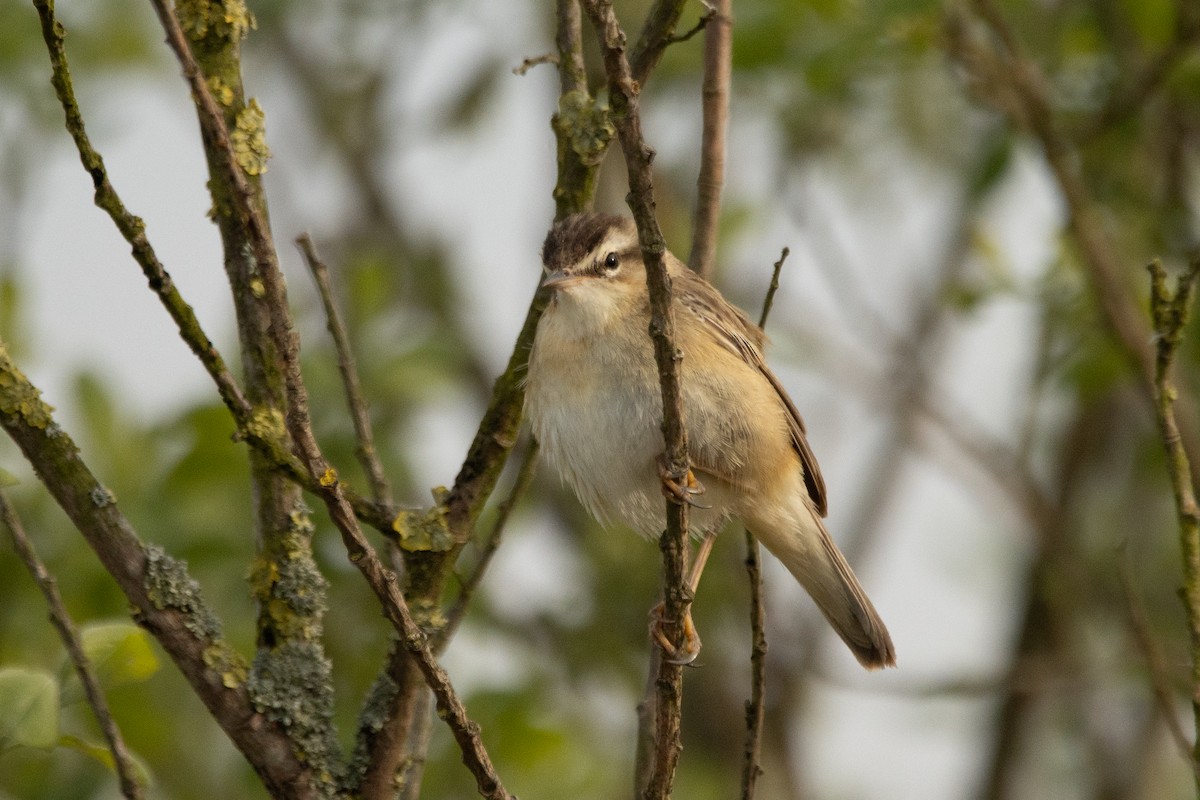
[581,2,692,798]
[1147,255,1200,788]
[0,493,144,800]
[687,0,730,278]
[513,53,558,75]
[296,234,393,508]
[739,530,767,800]
[756,247,788,330]
[1116,541,1195,778]
[666,3,716,45]
[630,0,694,84]
[738,248,788,799]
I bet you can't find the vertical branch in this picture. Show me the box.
[688,0,732,278]
[580,3,692,798]
[149,0,334,707]
[0,493,145,800]
[737,247,789,800]
[1147,256,1200,788]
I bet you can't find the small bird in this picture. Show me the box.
[524,212,895,669]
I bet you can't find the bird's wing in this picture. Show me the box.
[675,268,828,516]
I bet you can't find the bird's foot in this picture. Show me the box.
[649,603,702,665]
[656,457,710,509]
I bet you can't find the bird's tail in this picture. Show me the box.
[750,505,896,669]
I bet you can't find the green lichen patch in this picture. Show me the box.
[0,345,56,431]
[249,506,329,643]
[143,544,222,641]
[247,641,340,793]
[232,99,271,177]
[176,0,256,46]
[243,405,289,461]
[207,75,236,107]
[392,488,453,553]
[202,641,249,688]
[553,90,614,167]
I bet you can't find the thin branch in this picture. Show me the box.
[756,247,788,330]
[738,248,789,800]
[273,222,514,800]
[556,0,588,95]
[1116,541,1195,777]
[739,530,767,800]
[0,493,144,800]
[296,233,394,508]
[667,4,716,46]
[630,0,694,84]
[581,3,692,798]
[513,53,558,75]
[687,0,730,278]
[1147,255,1200,789]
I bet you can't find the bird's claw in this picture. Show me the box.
[649,603,702,665]
[656,458,711,510]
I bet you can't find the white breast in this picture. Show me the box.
[525,294,733,537]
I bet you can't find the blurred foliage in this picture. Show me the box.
[0,0,1198,798]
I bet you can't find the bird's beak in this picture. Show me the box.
[541,270,581,290]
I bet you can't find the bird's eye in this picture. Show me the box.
[603,252,619,270]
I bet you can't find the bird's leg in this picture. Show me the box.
[649,531,718,665]
[686,530,717,593]
[656,455,710,509]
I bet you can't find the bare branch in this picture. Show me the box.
[513,53,559,75]
[0,493,145,800]
[630,0,694,85]
[756,247,789,330]
[687,0,730,278]
[738,248,789,799]
[30,0,248,422]
[739,530,767,800]
[581,2,693,797]
[667,3,716,45]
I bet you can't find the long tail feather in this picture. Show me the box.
[751,507,896,669]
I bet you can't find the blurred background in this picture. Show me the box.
[1,0,1198,798]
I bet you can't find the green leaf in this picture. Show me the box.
[0,465,18,487]
[59,734,153,787]
[0,667,59,749]
[79,622,160,690]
